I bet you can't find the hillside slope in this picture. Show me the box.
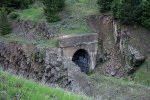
[0,70,90,100]
[15,0,98,34]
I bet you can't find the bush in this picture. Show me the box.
[111,0,120,19]
[97,0,113,13]
[112,0,142,24]
[0,0,34,9]
[42,0,65,22]
[0,9,12,35]
[8,12,19,20]
[141,0,150,29]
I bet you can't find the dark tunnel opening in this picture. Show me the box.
[72,49,89,73]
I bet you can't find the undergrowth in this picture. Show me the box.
[14,0,98,34]
[0,70,91,100]
[0,34,58,48]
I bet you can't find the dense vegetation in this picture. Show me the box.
[112,0,142,24]
[42,0,65,22]
[141,0,150,29]
[97,0,150,29]
[97,0,113,12]
[0,0,149,29]
[0,0,34,10]
[0,9,12,35]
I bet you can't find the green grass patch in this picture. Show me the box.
[0,34,58,48]
[0,70,91,100]
[128,59,150,86]
[91,73,131,85]
[13,0,98,34]
[90,72,150,98]
[59,0,98,34]
[18,7,45,21]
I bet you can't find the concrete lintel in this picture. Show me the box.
[59,33,98,48]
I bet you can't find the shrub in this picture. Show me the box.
[141,0,150,29]
[42,0,65,22]
[0,0,34,9]
[97,0,113,13]
[8,12,19,20]
[112,0,142,24]
[0,9,12,35]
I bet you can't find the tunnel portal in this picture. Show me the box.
[72,49,89,73]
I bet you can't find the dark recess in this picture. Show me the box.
[72,49,89,73]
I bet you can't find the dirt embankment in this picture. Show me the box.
[87,15,148,77]
[12,19,59,40]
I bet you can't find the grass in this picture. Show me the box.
[0,34,58,48]
[58,0,98,34]
[14,0,98,34]
[89,73,150,99]
[18,7,44,21]
[17,2,45,21]
[128,59,150,86]
[0,70,91,100]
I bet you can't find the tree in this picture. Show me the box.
[97,0,113,13]
[0,0,34,9]
[42,0,65,22]
[112,0,142,24]
[141,0,150,29]
[0,8,12,35]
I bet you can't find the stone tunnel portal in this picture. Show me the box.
[72,49,89,73]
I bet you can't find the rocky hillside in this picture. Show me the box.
[0,0,150,99]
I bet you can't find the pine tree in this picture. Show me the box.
[97,0,113,13]
[112,0,142,24]
[0,0,34,9]
[42,0,65,22]
[141,0,150,29]
[0,9,12,35]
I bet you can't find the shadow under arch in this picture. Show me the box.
[72,49,89,73]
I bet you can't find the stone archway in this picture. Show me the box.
[59,33,98,71]
[72,49,89,73]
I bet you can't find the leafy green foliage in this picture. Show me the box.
[97,0,113,12]
[8,12,19,20]
[0,0,34,10]
[141,0,150,29]
[112,0,142,24]
[0,9,12,35]
[42,0,65,22]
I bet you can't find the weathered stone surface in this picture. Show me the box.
[63,60,98,96]
[92,16,147,77]
[0,41,71,87]
[59,33,98,47]
[59,33,98,71]
[12,19,58,39]
[128,46,145,66]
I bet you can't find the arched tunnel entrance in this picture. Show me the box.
[72,49,89,73]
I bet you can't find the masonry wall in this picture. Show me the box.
[59,33,98,70]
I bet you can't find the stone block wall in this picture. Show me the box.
[59,33,98,70]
